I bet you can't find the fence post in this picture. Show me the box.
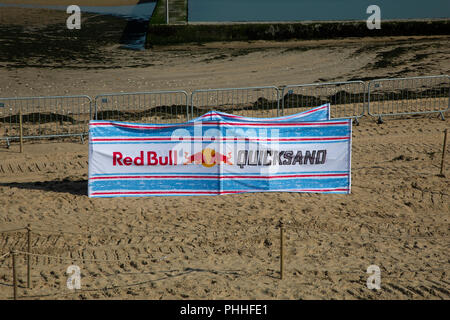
[280,86,285,117]
[440,129,448,177]
[276,87,281,117]
[279,219,284,280]
[12,251,17,300]
[19,110,23,153]
[166,0,169,24]
[27,224,32,289]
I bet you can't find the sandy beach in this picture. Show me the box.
[0,114,448,300]
[0,6,449,299]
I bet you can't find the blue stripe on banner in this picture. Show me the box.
[90,140,348,145]
[89,177,348,192]
[229,177,348,191]
[89,125,350,138]
[90,171,350,177]
[90,179,219,191]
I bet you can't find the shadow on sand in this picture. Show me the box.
[0,179,88,196]
[6,267,246,299]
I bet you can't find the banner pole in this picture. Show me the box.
[280,220,284,280]
[27,224,32,289]
[12,251,17,300]
[440,129,448,177]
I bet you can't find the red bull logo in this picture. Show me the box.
[112,151,177,166]
[183,148,233,168]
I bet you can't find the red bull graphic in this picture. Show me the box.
[112,151,177,166]
[184,148,233,168]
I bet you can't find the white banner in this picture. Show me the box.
[89,107,351,197]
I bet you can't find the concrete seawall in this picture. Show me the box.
[146,19,450,46]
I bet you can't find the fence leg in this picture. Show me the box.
[279,221,284,280]
[19,111,23,153]
[440,129,448,177]
[12,251,17,300]
[377,116,384,125]
[353,118,360,126]
[27,224,32,289]
[439,111,445,121]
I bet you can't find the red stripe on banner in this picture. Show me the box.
[91,137,350,142]
[91,188,350,196]
[168,106,329,121]
[92,191,220,195]
[217,121,345,127]
[279,106,328,119]
[95,107,327,123]
[297,106,328,115]
[89,121,348,129]
[198,113,242,119]
[90,174,349,180]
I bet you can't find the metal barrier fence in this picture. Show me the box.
[368,75,450,122]
[190,86,280,119]
[1,75,448,145]
[94,91,189,123]
[281,81,366,122]
[0,95,92,145]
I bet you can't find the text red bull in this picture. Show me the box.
[112,151,177,166]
